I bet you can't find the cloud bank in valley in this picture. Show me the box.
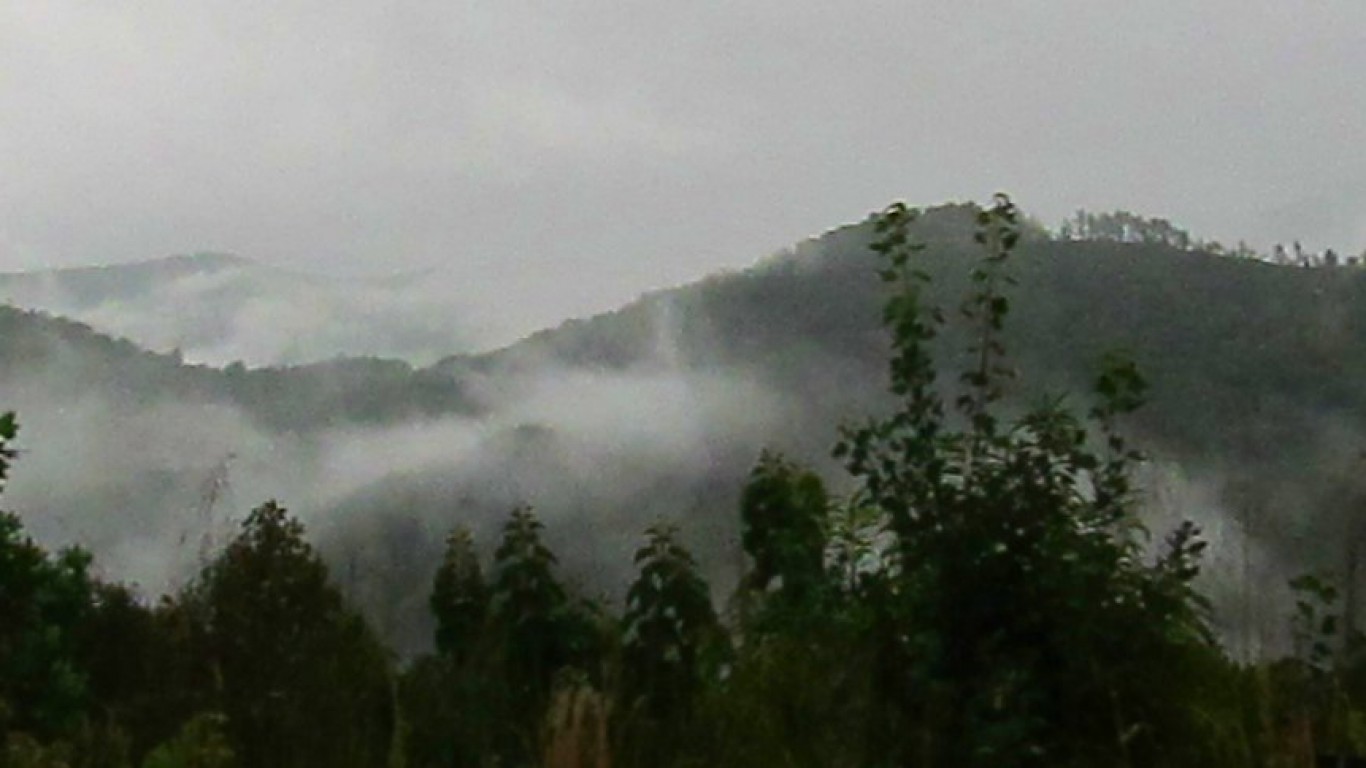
[0,256,572,365]
[1,303,808,650]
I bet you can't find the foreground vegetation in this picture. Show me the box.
[3,197,1365,767]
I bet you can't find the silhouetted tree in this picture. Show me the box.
[486,506,606,762]
[835,195,1225,767]
[0,414,94,741]
[198,500,393,768]
[489,506,567,715]
[738,451,829,615]
[401,525,497,768]
[621,523,720,721]
[430,526,488,664]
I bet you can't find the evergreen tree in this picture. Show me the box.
[74,582,177,760]
[0,411,15,489]
[621,522,720,722]
[430,527,488,664]
[0,512,93,741]
[487,506,606,761]
[0,413,94,741]
[198,500,393,768]
[402,526,494,768]
[490,506,568,715]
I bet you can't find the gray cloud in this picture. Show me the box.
[3,1,1365,333]
[0,305,798,651]
[0,258,506,364]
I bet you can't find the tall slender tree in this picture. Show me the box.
[430,526,488,664]
[621,522,719,721]
[487,506,609,762]
[489,506,569,716]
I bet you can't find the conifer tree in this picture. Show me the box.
[75,582,170,759]
[199,500,392,768]
[490,506,568,708]
[0,411,15,489]
[487,506,581,760]
[430,526,488,664]
[403,526,495,768]
[621,522,719,722]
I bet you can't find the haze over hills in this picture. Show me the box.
[0,253,516,366]
[3,203,1365,653]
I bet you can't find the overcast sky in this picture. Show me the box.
[3,1,1364,321]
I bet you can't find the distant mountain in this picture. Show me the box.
[4,203,1365,653]
[0,253,489,366]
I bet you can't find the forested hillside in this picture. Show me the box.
[3,204,1366,654]
[7,198,1366,766]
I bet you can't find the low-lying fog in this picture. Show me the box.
[3,241,1360,658]
[0,254,639,366]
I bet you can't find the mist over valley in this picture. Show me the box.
[4,204,1364,656]
[0,252,584,367]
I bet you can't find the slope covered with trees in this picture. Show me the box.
[5,196,1365,766]
[3,202,1366,655]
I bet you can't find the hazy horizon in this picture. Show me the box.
[4,2,1365,337]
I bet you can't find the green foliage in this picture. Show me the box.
[614,523,724,766]
[196,500,393,768]
[738,452,829,610]
[489,505,569,714]
[429,527,487,663]
[15,189,1366,766]
[71,583,178,761]
[140,713,235,768]
[2,732,73,768]
[704,451,888,766]
[0,411,16,490]
[1059,209,1193,250]
[402,527,498,768]
[397,653,497,768]
[620,523,720,723]
[1291,572,1341,671]
[486,506,607,762]
[831,194,1224,767]
[697,558,881,768]
[0,419,95,738]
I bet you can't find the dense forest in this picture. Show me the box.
[5,201,1366,659]
[5,196,1366,766]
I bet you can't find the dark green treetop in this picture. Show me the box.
[621,522,720,721]
[430,526,488,663]
[0,411,15,489]
[834,194,1219,767]
[199,500,392,768]
[739,451,829,600]
[0,414,94,740]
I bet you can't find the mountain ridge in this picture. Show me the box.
[0,249,486,367]
[3,203,1364,652]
